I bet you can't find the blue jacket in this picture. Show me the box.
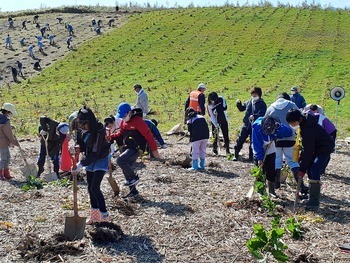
[290,93,306,109]
[252,117,293,161]
[145,119,165,145]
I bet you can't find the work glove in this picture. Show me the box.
[72,162,83,175]
[69,145,76,155]
[152,150,160,158]
[161,144,168,149]
[297,171,305,178]
[40,130,48,136]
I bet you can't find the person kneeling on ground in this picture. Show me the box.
[109,103,159,198]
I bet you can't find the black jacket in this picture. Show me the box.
[187,115,209,142]
[237,98,267,129]
[299,114,335,174]
[39,116,64,158]
[78,122,110,166]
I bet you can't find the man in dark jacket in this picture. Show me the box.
[233,87,267,161]
[286,109,335,208]
[37,117,69,178]
[290,86,306,109]
[207,92,230,155]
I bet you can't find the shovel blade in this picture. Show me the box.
[42,172,58,182]
[20,164,37,179]
[64,215,86,241]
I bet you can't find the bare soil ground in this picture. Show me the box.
[1,134,350,262]
[0,11,128,86]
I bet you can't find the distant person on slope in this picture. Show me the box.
[133,84,149,118]
[66,36,73,49]
[5,34,12,49]
[290,86,306,110]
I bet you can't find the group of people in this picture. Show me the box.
[4,13,100,82]
[184,83,336,208]
[0,82,167,224]
[0,82,337,227]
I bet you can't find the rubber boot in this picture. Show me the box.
[100,212,111,222]
[0,169,4,180]
[188,160,199,171]
[233,146,239,161]
[267,181,277,198]
[292,168,309,194]
[305,180,320,208]
[3,169,13,179]
[86,208,101,225]
[199,159,205,171]
[275,169,281,189]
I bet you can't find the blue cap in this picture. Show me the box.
[57,122,70,134]
[116,102,131,118]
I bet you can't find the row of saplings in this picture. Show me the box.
[246,166,316,262]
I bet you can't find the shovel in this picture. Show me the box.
[64,154,86,241]
[108,161,120,197]
[42,134,58,181]
[18,144,37,180]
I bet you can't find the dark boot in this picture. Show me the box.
[36,166,44,178]
[292,168,309,194]
[233,146,239,161]
[306,180,320,208]
[275,169,281,189]
[267,181,277,197]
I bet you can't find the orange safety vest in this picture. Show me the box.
[189,90,202,113]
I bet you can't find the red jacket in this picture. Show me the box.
[111,115,157,152]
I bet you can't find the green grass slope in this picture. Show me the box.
[2,6,350,137]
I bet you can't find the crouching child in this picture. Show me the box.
[110,103,159,198]
[252,116,293,197]
[185,107,209,171]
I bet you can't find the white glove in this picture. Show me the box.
[72,162,83,174]
[69,145,76,155]
[236,99,241,103]
[40,130,48,136]
[161,144,168,149]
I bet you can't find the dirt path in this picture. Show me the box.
[0,11,128,86]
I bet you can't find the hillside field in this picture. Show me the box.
[0,5,350,138]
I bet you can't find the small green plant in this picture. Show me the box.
[261,195,277,216]
[246,223,289,262]
[21,176,44,191]
[285,217,304,240]
[250,166,267,196]
[51,177,72,187]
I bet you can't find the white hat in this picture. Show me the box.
[197,83,206,90]
[2,103,17,116]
